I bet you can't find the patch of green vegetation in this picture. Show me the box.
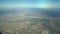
[30,18,49,26]
[49,30,60,34]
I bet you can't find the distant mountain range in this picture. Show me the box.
[0,8,60,18]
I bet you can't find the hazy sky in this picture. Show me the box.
[0,0,60,8]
